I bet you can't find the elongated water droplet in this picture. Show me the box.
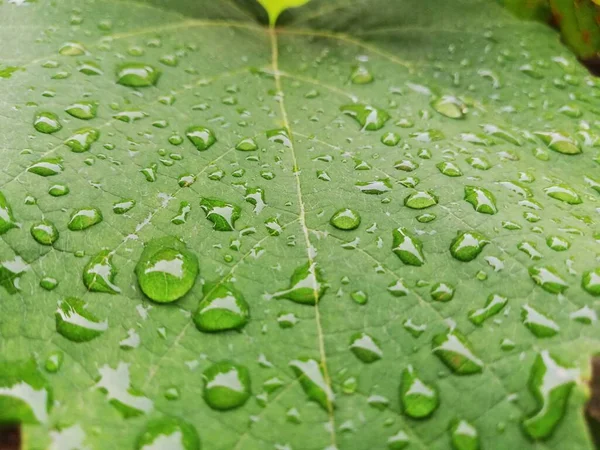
[400,365,439,419]
[464,186,497,214]
[27,157,63,177]
[202,361,251,410]
[0,192,18,235]
[235,137,258,151]
[432,329,483,374]
[272,262,326,305]
[30,221,58,245]
[135,417,200,450]
[116,62,160,87]
[349,332,382,363]
[193,282,249,332]
[340,104,390,131]
[266,128,291,147]
[450,231,489,262]
[468,294,508,325]
[534,131,581,155]
[68,207,102,231]
[65,127,99,153]
[521,304,560,337]
[199,198,240,231]
[59,41,86,56]
[95,363,152,417]
[528,266,568,294]
[522,351,578,439]
[186,126,216,151]
[113,199,136,214]
[544,184,582,205]
[404,190,437,209]
[431,95,466,119]
[436,161,463,177]
[392,227,425,266]
[330,208,361,230]
[135,237,198,303]
[481,124,521,145]
[33,112,61,134]
[356,178,392,194]
[48,184,69,197]
[289,358,334,411]
[546,236,570,252]
[55,297,107,342]
[83,250,120,294]
[65,101,97,120]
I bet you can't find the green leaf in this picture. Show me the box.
[0,0,599,449]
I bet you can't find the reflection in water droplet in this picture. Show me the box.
[0,359,51,424]
[404,191,437,209]
[0,192,18,235]
[289,358,334,411]
[65,127,100,153]
[400,365,439,419]
[522,351,578,439]
[449,419,480,450]
[528,266,568,294]
[340,104,390,131]
[65,101,98,120]
[521,304,560,337]
[430,282,455,302]
[203,361,251,410]
[468,294,507,326]
[464,186,497,214]
[582,268,600,296]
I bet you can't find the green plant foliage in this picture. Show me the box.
[0,0,599,449]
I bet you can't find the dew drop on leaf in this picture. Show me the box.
[289,358,334,411]
[67,207,103,231]
[186,126,216,151]
[202,361,251,411]
[432,329,483,374]
[349,332,383,363]
[199,198,241,231]
[330,208,361,230]
[400,364,439,419]
[83,250,120,294]
[33,112,61,134]
[116,62,160,87]
[135,417,200,450]
[30,220,59,245]
[193,282,249,332]
[55,297,108,342]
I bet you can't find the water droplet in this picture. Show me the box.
[387,430,410,449]
[27,157,63,177]
[431,95,466,119]
[404,190,438,209]
[65,127,99,153]
[30,221,59,245]
[135,417,200,450]
[340,104,390,131]
[0,359,51,424]
[0,192,18,235]
[44,351,63,373]
[0,256,28,294]
[33,112,61,134]
[135,236,199,303]
[449,231,489,262]
[116,62,160,87]
[582,268,600,296]
[193,282,249,332]
[350,290,368,305]
[481,124,521,145]
[546,236,570,251]
[522,351,578,439]
[381,132,400,146]
[55,297,107,342]
[350,65,374,84]
[83,250,120,294]
[392,227,425,266]
[202,361,251,410]
[113,199,136,214]
[356,178,392,194]
[436,161,463,177]
[403,319,426,337]
[48,184,69,197]
[186,126,216,151]
[77,61,103,76]
[95,363,152,417]
[272,262,326,305]
[330,208,361,230]
[468,294,508,326]
[349,332,382,363]
[544,184,582,205]
[200,198,240,231]
[430,282,455,302]
[449,419,480,450]
[464,186,497,214]
[68,207,103,231]
[171,202,191,225]
[534,131,581,155]
[432,329,483,374]
[59,41,86,56]
[521,304,560,337]
[528,266,568,294]
[40,277,58,291]
[244,187,266,214]
[235,137,258,151]
[466,156,491,170]
[400,365,439,419]
[289,358,334,411]
[65,101,97,120]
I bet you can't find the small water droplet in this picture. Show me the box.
[65,127,100,153]
[135,417,199,450]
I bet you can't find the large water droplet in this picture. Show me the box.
[340,104,390,131]
[582,268,600,296]
[521,304,560,337]
[534,131,581,155]
[0,359,51,424]
[65,101,97,120]
[528,266,568,294]
[83,250,120,294]
[135,417,200,450]
[432,329,483,374]
[55,297,107,342]
[330,208,361,230]
[272,262,326,305]
[68,207,103,231]
[33,112,61,134]
[464,186,497,215]
[116,62,160,87]
[349,332,383,363]
[193,282,249,332]
[135,237,198,303]
[431,95,466,119]
[202,361,251,410]
[400,365,439,419]
[65,127,100,153]
[289,358,334,411]
[30,221,59,245]
[186,126,216,151]
[450,231,489,262]
[404,190,437,209]
[449,419,480,450]
[468,294,507,326]
[27,158,63,177]
[543,184,582,205]
[392,227,425,266]
[199,198,240,231]
[522,351,578,439]
[430,282,455,302]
